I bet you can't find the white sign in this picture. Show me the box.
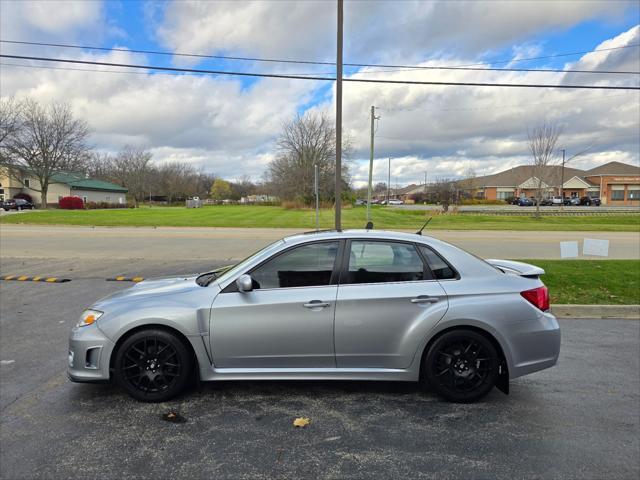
[560,241,579,258]
[583,238,609,257]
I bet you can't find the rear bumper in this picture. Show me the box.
[507,310,561,379]
[68,323,114,383]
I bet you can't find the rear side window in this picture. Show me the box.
[250,241,339,289]
[344,240,431,284]
[419,246,457,280]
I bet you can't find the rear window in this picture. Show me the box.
[419,246,457,280]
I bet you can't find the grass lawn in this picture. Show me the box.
[1,205,639,231]
[521,259,640,305]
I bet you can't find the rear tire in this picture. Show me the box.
[114,329,194,402]
[423,329,499,403]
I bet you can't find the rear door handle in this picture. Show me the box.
[411,296,439,304]
[303,300,331,309]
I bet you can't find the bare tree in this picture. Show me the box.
[528,123,562,218]
[1,99,90,208]
[110,146,153,207]
[267,111,351,205]
[433,178,456,212]
[0,97,23,150]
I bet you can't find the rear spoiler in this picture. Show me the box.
[485,259,545,277]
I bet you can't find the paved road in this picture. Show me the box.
[0,257,638,479]
[1,225,639,261]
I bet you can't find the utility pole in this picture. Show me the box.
[334,0,343,231]
[314,163,319,230]
[387,157,391,205]
[366,105,379,221]
[560,148,565,209]
[424,171,427,204]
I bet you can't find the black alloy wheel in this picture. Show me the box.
[423,330,499,403]
[114,329,193,402]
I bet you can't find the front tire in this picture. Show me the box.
[423,330,499,403]
[114,329,193,402]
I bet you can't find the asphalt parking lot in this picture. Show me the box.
[1,258,639,479]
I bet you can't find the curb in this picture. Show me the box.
[2,275,70,283]
[552,304,640,319]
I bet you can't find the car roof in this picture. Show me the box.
[283,229,437,245]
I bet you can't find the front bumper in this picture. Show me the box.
[68,322,115,383]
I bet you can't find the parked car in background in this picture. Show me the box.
[355,199,367,206]
[551,196,564,205]
[518,197,534,206]
[2,198,35,211]
[539,198,553,206]
[579,196,601,206]
[68,229,560,403]
[388,199,404,205]
[566,197,581,206]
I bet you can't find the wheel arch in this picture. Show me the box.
[108,323,200,375]
[419,324,510,394]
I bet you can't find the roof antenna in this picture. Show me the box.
[415,217,433,235]
[365,221,374,230]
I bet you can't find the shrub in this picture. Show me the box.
[58,196,84,209]
[84,201,129,210]
[459,198,506,205]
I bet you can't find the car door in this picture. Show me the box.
[334,239,449,369]
[210,240,341,369]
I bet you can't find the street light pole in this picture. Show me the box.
[334,0,343,231]
[366,105,379,222]
[560,148,565,209]
[387,157,391,205]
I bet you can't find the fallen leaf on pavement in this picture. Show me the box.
[293,417,310,428]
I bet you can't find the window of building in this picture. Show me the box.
[345,241,429,284]
[628,189,640,200]
[419,246,457,280]
[105,196,110,202]
[83,196,88,203]
[250,241,339,289]
[23,179,30,188]
[611,190,625,201]
[497,191,514,200]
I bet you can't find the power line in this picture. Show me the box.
[2,54,639,90]
[4,62,636,112]
[1,39,638,75]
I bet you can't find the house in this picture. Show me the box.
[0,169,128,206]
[459,161,640,205]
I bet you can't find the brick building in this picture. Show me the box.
[459,161,639,205]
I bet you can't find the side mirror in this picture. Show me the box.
[236,274,253,292]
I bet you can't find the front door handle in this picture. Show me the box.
[411,296,439,304]
[303,300,331,309]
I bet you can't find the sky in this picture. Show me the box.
[0,0,639,188]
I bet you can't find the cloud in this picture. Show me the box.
[0,2,637,186]
[0,46,318,179]
[155,0,632,65]
[0,0,104,40]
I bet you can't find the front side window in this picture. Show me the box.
[419,246,457,280]
[23,179,30,188]
[345,241,429,284]
[250,242,339,289]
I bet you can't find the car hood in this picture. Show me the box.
[93,275,202,309]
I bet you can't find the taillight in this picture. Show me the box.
[521,286,550,311]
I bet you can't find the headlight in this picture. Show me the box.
[77,309,103,327]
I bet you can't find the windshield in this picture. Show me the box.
[204,239,286,286]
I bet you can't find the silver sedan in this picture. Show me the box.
[68,230,560,403]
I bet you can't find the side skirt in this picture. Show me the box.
[200,367,419,382]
